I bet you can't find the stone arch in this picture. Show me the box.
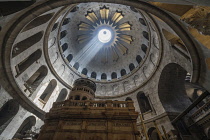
[25,65,48,94]
[52,22,59,32]
[67,54,73,62]
[137,92,152,113]
[15,49,42,76]
[13,116,36,138]
[111,72,117,79]
[141,44,148,54]
[91,72,97,79]
[22,13,54,32]
[60,30,67,39]
[61,43,68,52]
[73,62,79,70]
[82,68,88,75]
[39,79,57,103]
[148,127,160,140]
[62,18,71,26]
[101,73,107,80]
[121,69,126,76]
[158,63,192,112]
[136,55,142,64]
[56,88,68,102]
[143,31,149,40]
[139,18,146,26]
[12,31,44,58]
[0,99,19,134]
[129,63,135,72]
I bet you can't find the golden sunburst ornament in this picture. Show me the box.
[77,6,133,64]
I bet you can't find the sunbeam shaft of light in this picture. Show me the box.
[74,36,104,68]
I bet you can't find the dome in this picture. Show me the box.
[46,3,162,97]
[1,0,210,139]
[56,3,159,82]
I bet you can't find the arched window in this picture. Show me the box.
[12,31,43,58]
[147,127,160,140]
[125,97,132,101]
[51,22,58,32]
[75,95,80,100]
[39,79,57,103]
[81,68,88,75]
[56,89,68,102]
[111,72,117,79]
[25,66,48,94]
[136,55,142,64]
[73,62,79,70]
[67,54,73,62]
[22,13,54,32]
[129,63,135,72]
[141,44,148,54]
[101,73,107,80]
[158,63,192,112]
[62,18,70,26]
[137,92,152,113]
[143,31,149,40]
[121,69,126,76]
[15,49,42,76]
[91,72,97,79]
[0,100,19,134]
[60,30,67,39]
[61,43,68,52]
[13,116,36,138]
[139,18,146,26]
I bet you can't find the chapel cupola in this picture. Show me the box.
[68,78,96,100]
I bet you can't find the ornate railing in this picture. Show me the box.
[191,100,210,120]
[52,100,134,109]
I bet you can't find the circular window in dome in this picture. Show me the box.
[54,3,160,83]
[98,28,112,43]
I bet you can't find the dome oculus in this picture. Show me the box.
[77,6,133,61]
[98,28,112,43]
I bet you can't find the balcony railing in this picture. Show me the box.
[191,100,210,120]
[52,100,134,109]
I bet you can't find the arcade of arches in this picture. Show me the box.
[0,0,210,140]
